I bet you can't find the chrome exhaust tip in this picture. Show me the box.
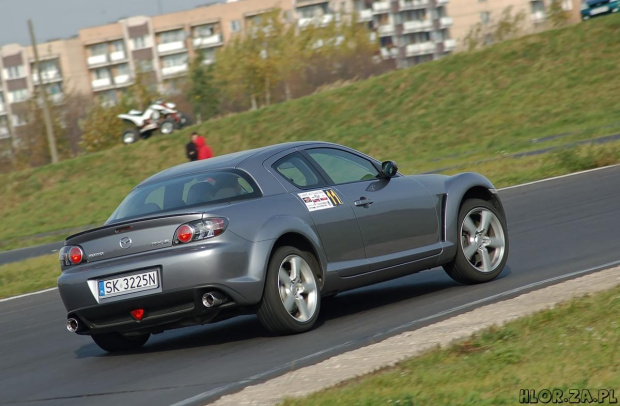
[202,291,227,308]
[67,318,79,333]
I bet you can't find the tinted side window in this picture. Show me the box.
[274,154,323,188]
[307,148,379,185]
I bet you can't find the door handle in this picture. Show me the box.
[354,198,374,207]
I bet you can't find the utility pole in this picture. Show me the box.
[28,19,59,164]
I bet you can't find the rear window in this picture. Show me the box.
[107,170,261,223]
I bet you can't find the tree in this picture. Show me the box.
[463,7,526,51]
[547,0,569,28]
[79,96,131,153]
[186,54,220,123]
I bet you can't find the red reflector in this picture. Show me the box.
[176,225,194,243]
[131,309,145,321]
[69,247,83,264]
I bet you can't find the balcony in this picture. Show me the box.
[436,0,449,5]
[88,54,108,66]
[378,24,395,36]
[0,127,9,138]
[0,104,6,115]
[110,51,127,62]
[372,1,390,13]
[405,41,436,56]
[162,64,188,77]
[531,10,546,23]
[399,0,429,9]
[380,47,398,59]
[193,33,223,48]
[444,38,456,51]
[298,14,335,27]
[358,9,373,21]
[157,41,186,54]
[439,16,453,28]
[32,70,62,84]
[402,19,433,33]
[92,77,112,89]
[114,74,131,85]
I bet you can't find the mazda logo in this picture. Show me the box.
[119,237,132,249]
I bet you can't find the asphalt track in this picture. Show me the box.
[1,165,619,406]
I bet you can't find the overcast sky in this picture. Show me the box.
[0,0,223,47]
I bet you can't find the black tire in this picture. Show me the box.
[443,198,509,284]
[159,119,175,135]
[257,246,321,335]
[121,129,138,144]
[91,332,150,353]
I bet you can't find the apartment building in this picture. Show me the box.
[78,0,301,105]
[0,38,90,143]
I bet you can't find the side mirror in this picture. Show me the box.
[380,161,398,178]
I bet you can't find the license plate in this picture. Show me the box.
[591,6,609,14]
[98,270,159,298]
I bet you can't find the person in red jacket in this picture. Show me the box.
[192,132,213,160]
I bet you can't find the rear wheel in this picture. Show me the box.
[121,129,138,144]
[257,246,321,335]
[91,332,150,352]
[444,198,508,284]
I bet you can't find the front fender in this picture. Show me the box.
[444,172,499,250]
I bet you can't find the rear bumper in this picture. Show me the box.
[68,285,248,335]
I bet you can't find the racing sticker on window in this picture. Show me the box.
[298,189,343,211]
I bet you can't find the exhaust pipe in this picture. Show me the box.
[202,291,227,308]
[67,318,79,333]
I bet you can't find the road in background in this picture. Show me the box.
[1,165,619,406]
[0,241,63,265]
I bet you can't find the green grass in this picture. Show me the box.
[280,286,620,406]
[3,16,620,250]
[0,254,59,298]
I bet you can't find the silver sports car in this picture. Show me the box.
[58,141,509,352]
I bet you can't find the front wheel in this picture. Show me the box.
[444,198,509,284]
[91,332,150,352]
[159,119,174,135]
[257,246,321,335]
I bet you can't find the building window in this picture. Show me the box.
[99,90,118,107]
[0,116,9,138]
[200,48,217,64]
[93,68,111,80]
[161,53,188,68]
[112,40,125,53]
[89,43,108,56]
[11,113,29,127]
[480,11,490,24]
[230,20,242,33]
[5,65,25,80]
[131,35,150,50]
[8,88,30,103]
[136,59,154,72]
[159,29,185,44]
[117,63,130,76]
[194,24,215,38]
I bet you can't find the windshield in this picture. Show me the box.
[107,170,261,223]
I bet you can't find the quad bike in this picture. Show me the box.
[118,100,188,144]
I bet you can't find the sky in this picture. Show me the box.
[0,0,223,47]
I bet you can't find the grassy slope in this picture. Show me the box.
[2,16,620,249]
[281,286,620,406]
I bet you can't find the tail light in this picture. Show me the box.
[173,218,228,245]
[59,245,85,266]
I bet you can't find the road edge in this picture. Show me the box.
[205,266,620,406]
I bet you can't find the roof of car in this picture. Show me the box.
[138,141,332,186]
